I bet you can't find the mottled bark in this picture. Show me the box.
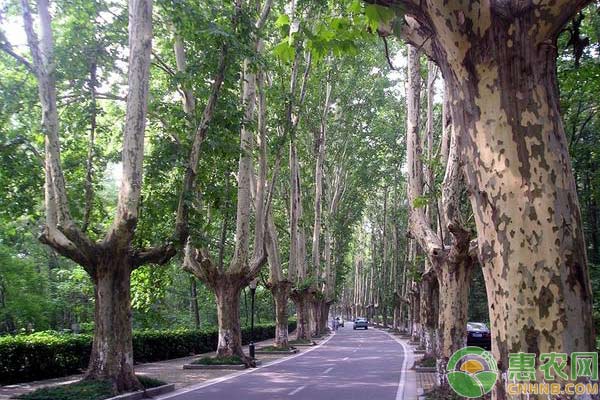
[290,288,312,341]
[436,226,473,386]
[24,0,175,393]
[270,281,292,348]
[379,2,597,398]
[214,277,248,362]
[86,259,138,392]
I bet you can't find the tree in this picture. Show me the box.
[375,1,597,396]
[182,0,272,366]
[7,0,176,392]
[405,44,474,381]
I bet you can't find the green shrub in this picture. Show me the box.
[191,355,243,365]
[14,376,166,400]
[0,320,297,385]
[14,380,113,400]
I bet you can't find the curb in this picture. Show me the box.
[415,366,437,373]
[183,360,262,370]
[108,384,175,400]
[255,348,298,355]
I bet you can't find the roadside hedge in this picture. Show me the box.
[0,320,296,385]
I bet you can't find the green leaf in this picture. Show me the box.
[412,196,429,209]
[275,14,290,28]
[272,40,295,63]
[364,4,395,31]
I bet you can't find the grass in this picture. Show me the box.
[14,376,166,400]
[417,355,437,368]
[257,345,294,352]
[191,355,244,365]
[289,338,314,345]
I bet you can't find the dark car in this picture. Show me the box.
[353,317,368,330]
[467,322,491,350]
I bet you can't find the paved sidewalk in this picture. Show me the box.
[0,334,323,399]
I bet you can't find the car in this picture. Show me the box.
[353,317,368,330]
[335,317,344,328]
[467,322,491,349]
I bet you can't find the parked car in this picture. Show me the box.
[467,322,491,349]
[353,317,368,330]
[335,317,344,327]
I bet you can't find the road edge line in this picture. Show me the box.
[379,329,418,400]
[154,332,337,400]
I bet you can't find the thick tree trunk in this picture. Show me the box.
[213,276,252,365]
[436,228,474,386]
[419,274,438,354]
[322,302,331,332]
[311,297,324,336]
[438,30,596,387]
[86,260,139,393]
[291,289,312,341]
[270,281,291,348]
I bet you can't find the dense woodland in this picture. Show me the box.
[1,0,600,398]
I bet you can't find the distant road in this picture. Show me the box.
[158,323,416,400]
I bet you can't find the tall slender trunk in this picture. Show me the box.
[86,259,138,392]
[190,277,200,329]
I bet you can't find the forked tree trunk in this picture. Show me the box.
[86,259,139,392]
[213,275,251,364]
[270,281,291,348]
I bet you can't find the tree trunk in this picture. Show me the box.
[438,26,596,388]
[86,260,139,393]
[419,275,438,353]
[436,231,474,386]
[270,281,291,348]
[190,277,200,329]
[213,276,252,365]
[322,302,331,332]
[291,289,312,341]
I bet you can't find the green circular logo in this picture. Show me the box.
[447,346,498,398]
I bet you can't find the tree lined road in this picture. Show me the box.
[158,325,416,400]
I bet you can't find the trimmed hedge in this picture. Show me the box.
[0,320,296,385]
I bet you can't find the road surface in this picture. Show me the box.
[158,323,416,400]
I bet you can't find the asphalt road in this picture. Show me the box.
[158,323,416,400]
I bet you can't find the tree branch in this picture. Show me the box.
[183,242,218,285]
[131,243,176,269]
[0,30,34,73]
[107,0,153,244]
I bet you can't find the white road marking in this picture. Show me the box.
[154,333,336,400]
[342,357,349,361]
[288,385,306,395]
[379,329,414,400]
[323,367,333,374]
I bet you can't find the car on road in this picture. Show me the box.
[335,317,344,327]
[466,322,491,349]
[353,317,368,330]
